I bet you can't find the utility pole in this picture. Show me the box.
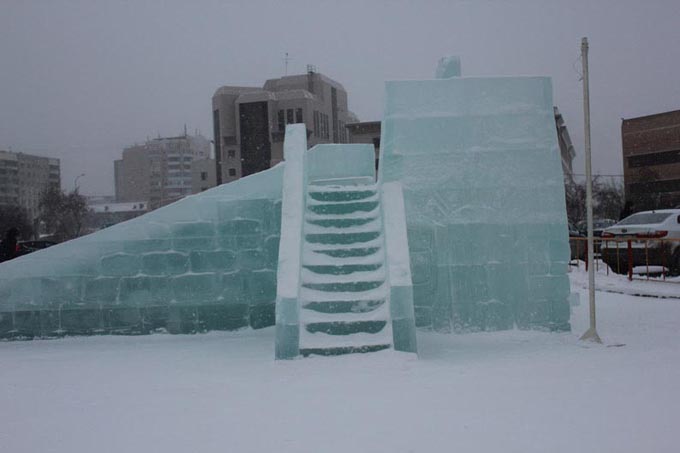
[579,37,602,344]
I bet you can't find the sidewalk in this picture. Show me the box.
[569,261,680,299]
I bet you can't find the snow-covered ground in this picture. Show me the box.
[570,260,680,299]
[2,274,680,453]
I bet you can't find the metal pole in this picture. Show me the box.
[579,37,602,344]
[74,173,85,193]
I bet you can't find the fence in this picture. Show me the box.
[569,236,680,283]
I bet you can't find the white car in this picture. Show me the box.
[600,209,680,275]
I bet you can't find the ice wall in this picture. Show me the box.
[0,167,283,338]
[379,71,571,332]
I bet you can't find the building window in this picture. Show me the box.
[314,111,319,137]
[278,110,285,131]
[287,109,294,124]
[200,171,207,181]
[227,149,236,159]
[295,108,303,124]
[228,168,236,177]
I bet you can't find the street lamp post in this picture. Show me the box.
[74,173,86,193]
[579,37,602,344]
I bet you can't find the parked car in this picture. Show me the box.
[16,240,57,257]
[577,218,617,237]
[600,209,680,275]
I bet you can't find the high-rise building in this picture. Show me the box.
[0,149,60,221]
[191,158,216,194]
[114,132,210,209]
[212,67,357,184]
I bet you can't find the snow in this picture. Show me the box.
[570,262,680,299]
[2,275,680,453]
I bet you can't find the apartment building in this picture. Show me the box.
[114,133,210,209]
[212,67,357,184]
[0,149,61,220]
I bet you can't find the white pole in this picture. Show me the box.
[579,37,602,344]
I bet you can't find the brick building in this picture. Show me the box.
[622,110,680,211]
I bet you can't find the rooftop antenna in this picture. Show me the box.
[183,124,187,136]
[284,52,291,75]
[307,64,317,74]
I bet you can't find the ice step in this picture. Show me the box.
[304,217,381,234]
[300,302,389,322]
[302,299,386,314]
[306,217,377,228]
[302,248,385,266]
[307,193,378,205]
[303,262,383,275]
[299,345,392,357]
[306,209,379,221]
[301,267,385,284]
[308,191,376,203]
[300,284,388,302]
[307,200,379,216]
[302,281,383,293]
[305,236,383,251]
[304,320,388,336]
[305,231,381,245]
[308,177,374,186]
[309,247,381,259]
[299,327,393,350]
[308,184,378,193]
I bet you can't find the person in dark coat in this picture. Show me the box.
[0,227,20,263]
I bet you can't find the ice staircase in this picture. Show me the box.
[299,181,393,356]
[275,125,417,359]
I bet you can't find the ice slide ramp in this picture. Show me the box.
[275,125,417,359]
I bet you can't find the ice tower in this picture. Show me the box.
[379,59,571,332]
[0,58,570,356]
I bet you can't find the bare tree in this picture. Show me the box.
[0,205,33,239]
[564,179,587,225]
[565,177,626,224]
[593,179,625,220]
[39,187,90,241]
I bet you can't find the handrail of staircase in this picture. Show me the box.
[380,181,418,354]
[275,124,308,359]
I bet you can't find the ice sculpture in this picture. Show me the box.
[0,57,570,351]
[435,56,461,78]
[379,59,571,332]
[275,125,416,358]
[0,166,284,337]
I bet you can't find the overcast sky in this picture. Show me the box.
[2,0,679,195]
